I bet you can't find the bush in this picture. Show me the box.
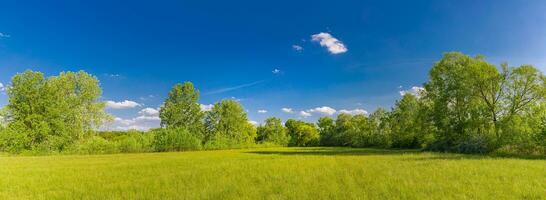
[152,128,202,152]
[72,136,119,154]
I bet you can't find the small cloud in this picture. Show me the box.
[281,108,294,114]
[299,111,312,118]
[0,83,5,92]
[139,95,155,101]
[292,45,303,52]
[139,108,159,116]
[308,106,337,116]
[249,120,259,126]
[0,32,10,38]
[272,69,281,74]
[258,109,268,114]
[200,104,213,112]
[105,100,141,109]
[399,86,425,97]
[311,32,347,54]
[339,109,368,115]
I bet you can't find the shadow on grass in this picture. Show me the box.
[246,147,546,160]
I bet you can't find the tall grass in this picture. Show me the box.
[0,147,544,199]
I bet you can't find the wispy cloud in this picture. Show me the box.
[0,32,10,38]
[292,45,303,52]
[205,80,265,95]
[258,109,268,113]
[0,83,5,92]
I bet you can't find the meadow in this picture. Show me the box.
[0,147,544,200]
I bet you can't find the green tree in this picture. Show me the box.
[317,117,336,146]
[256,117,290,146]
[159,82,204,134]
[390,94,427,148]
[0,70,109,152]
[204,99,256,146]
[285,119,319,146]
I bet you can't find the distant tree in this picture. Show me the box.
[204,99,256,146]
[317,117,336,146]
[159,82,204,134]
[366,108,392,148]
[390,94,424,148]
[333,113,356,146]
[0,70,109,152]
[256,117,290,146]
[285,119,319,146]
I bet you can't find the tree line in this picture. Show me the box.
[0,52,544,155]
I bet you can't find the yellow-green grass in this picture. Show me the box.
[0,147,544,200]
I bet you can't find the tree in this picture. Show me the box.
[390,94,427,148]
[0,70,109,152]
[256,117,289,146]
[424,52,493,151]
[317,117,336,146]
[204,99,256,146]
[285,119,319,146]
[159,82,204,134]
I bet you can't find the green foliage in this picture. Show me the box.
[285,119,319,146]
[72,136,119,154]
[0,70,109,153]
[317,117,336,146]
[204,99,256,146]
[159,82,204,135]
[256,117,290,146]
[152,128,202,152]
[424,52,546,153]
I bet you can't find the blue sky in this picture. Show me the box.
[1,0,545,130]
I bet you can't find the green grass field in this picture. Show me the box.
[0,147,544,200]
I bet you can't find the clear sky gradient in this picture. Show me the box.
[1,0,545,130]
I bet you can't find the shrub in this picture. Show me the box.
[73,136,119,154]
[152,128,202,152]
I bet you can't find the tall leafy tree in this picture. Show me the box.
[1,70,109,151]
[204,99,256,145]
[159,82,204,134]
[256,117,289,146]
[317,117,336,146]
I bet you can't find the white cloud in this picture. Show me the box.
[272,69,281,74]
[103,114,161,131]
[311,32,347,54]
[105,100,141,109]
[299,111,312,118]
[258,110,268,113]
[200,104,213,111]
[282,108,294,113]
[0,33,10,38]
[308,106,337,116]
[339,109,368,115]
[0,83,4,92]
[249,120,259,126]
[292,45,303,52]
[139,108,159,116]
[399,86,425,97]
